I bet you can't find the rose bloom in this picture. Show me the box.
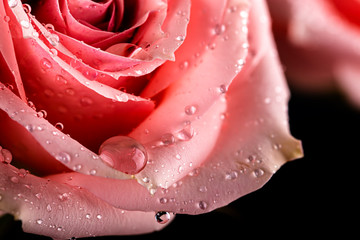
[267,0,360,108]
[0,0,302,239]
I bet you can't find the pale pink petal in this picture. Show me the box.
[0,86,132,180]
[130,0,249,190]
[268,0,360,104]
[49,0,302,214]
[0,162,172,239]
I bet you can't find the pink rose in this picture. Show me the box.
[0,0,302,239]
[267,0,360,108]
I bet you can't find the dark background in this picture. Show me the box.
[0,91,357,239]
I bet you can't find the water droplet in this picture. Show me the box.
[56,75,68,85]
[55,152,71,164]
[8,0,18,8]
[85,213,91,219]
[36,110,47,118]
[184,105,198,115]
[46,204,52,212]
[175,124,194,141]
[3,15,10,22]
[58,192,70,201]
[218,84,227,94]
[48,34,59,46]
[199,186,207,193]
[142,177,150,183]
[179,60,189,70]
[160,133,175,146]
[96,214,102,220]
[55,122,64,131]
[45,23,55,31]
[35,193,42,199]
[99,136,148,175]
[176,35,185,41]
[197,201,208,210]
[36,219,43,225]
[155,211,171,224]
[225,170,238,180]
[17,169,28,178]
[80,97,93,106]
[212,24,226,35]
[20,20,30,29]
[253,168,264,178]
[10,176,19,183]
[40,58,52,70]
[22,3,31,13]
[159,197,168,204]
[89,169,97,175]
[1,147,13,164]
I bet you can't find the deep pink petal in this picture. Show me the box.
[0,162,172,239]
[49,0,302,214]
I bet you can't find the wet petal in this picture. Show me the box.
[0,1,26,100]
[131,0,249,190]
[0,162,172,239]
[0,86,132,179]
[49,0,302,214]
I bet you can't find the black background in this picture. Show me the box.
[0,90,357,239]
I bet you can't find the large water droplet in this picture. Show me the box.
[155,211,171,224]
[99,136,147,175]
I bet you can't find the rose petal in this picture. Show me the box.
[268,0,360,104]
[49,0,302,214]
[67,0,113,28]
[0,86,132,179]
[0,162,172,239]
[130,0,249,190]
[0,1,26,100]
[6,3,155,151]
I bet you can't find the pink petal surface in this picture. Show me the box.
[67,0,113,27]
[0,1,26,101]
[267,0,360,107]
[130,0,250,190]
[0,85,132,179]
[5,3,155,151]
[0,162,172,239]
[49,0,302,214]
